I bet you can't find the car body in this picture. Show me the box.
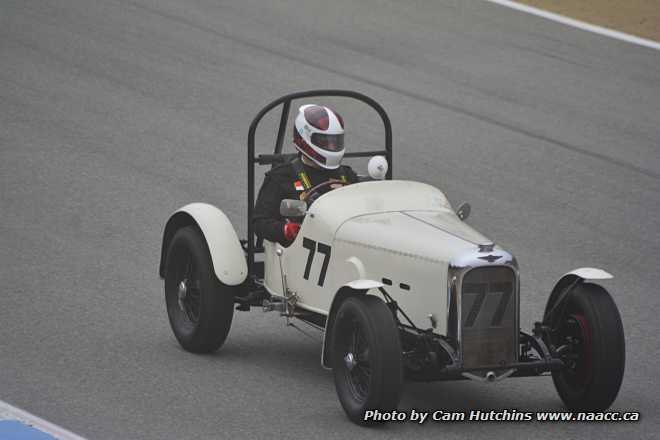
[159,90,625,424]
[263,179,517,366]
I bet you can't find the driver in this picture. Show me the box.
[253,104,358,246]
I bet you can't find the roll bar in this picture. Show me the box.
[246,90,393,273]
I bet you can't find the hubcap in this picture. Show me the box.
[178,279,187,312]
[344,352,357,371]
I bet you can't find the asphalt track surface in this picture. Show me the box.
[1,0,659,439]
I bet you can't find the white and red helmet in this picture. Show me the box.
[293,104,345,169]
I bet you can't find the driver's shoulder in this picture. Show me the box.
[265,161,297,181]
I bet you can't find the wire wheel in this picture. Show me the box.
[331,295,402,425]
[164,226,235,353]
[548,282,625,411]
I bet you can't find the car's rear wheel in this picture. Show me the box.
[548,282,625,410]
[164,226,234,353]
[331,295,403,425]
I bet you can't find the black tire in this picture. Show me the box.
[331,295,403,425]
[164,226,235,353]
[548,282,625,411]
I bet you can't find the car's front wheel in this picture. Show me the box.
[164,226,234,353]
[331,295,403,425]
[549,282,625,410]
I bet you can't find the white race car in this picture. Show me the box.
[159,90,625,425]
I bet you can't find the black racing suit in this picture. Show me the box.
[253,156,358,245]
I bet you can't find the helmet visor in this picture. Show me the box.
[311,133,344,151]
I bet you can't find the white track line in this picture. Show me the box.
[483,0,660,51]
[0,400,87,440]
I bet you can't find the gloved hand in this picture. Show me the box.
[283,222,301,242]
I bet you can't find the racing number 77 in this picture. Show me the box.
[464,282,512,327]
[302,237,331,286]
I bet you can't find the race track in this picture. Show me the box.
[1,0,659,438]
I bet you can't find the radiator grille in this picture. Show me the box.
[460,266,517,368]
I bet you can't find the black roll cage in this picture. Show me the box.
[246,90,393,274]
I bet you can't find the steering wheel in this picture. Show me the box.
[300,179,350,206]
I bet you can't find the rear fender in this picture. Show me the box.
[320,280,384,369]
[159,203,247,286]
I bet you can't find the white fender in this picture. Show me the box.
[160,203,247,286]
[562,267,613,280]
[344,279,384,290]
[545,266,613,319]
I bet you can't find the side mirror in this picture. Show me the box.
[280,199,307,217]
[456,202,471,221]
[367,155,388,180]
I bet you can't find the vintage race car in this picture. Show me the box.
[158,90,625,424]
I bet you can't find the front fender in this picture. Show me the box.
[159,203,247,286]
[544,267,613,321]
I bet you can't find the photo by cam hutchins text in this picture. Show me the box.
[363,409,641,423]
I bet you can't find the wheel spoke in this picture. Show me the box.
[355,364,371,378]
[351,321,359,352]
[185,259,192,280]
[342,318,371,403]
[554,312,592,387]
[184,301,200,323]
[176,253,201,324]
[187,287,201,300]
[186,289,200,321]
[356,348,370,365]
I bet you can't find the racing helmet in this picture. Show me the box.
[293,104,345,169]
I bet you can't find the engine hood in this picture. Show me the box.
[402,210,490,245]
[308,180,451,229]
[334,209,492,264]
[306,180,496,263]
